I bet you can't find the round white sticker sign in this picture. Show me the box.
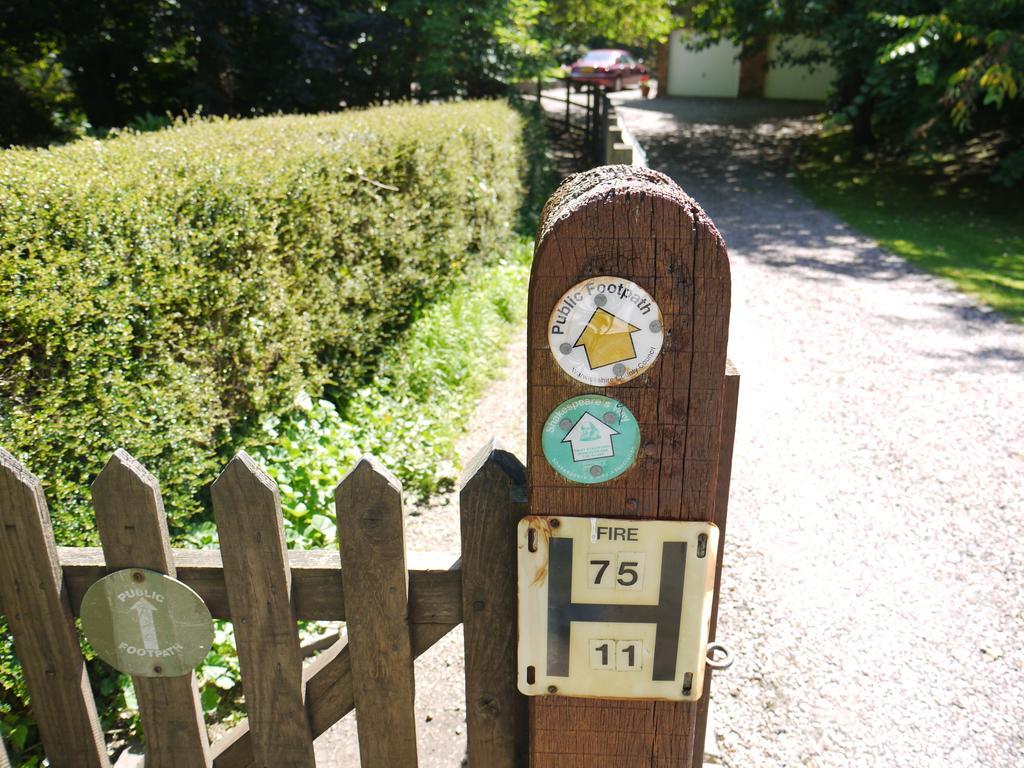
[548,276,664,386]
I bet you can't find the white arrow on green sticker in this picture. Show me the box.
[562,412,620,462]
[542,395,641,484]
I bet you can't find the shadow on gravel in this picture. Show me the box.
[613,95,823,125]
[928,345,1024,363]
[937,303,1015,326]
[614,96,1024,336]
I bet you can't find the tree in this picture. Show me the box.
[58,0,194,128]
[0,0,83,145]
[680,0,1024,182]
[874,3,1024,183]
[499,0,674,77]
[1,0,679,145]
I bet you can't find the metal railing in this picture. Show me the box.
[522,78,608,166]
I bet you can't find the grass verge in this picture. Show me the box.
[210,237,534,550]
[793,129,1024,322]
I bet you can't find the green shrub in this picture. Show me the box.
[172,242,532,732]
[252,240,532,548]
[0,100,525,546]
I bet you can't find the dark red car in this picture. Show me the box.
[568,49,648,91]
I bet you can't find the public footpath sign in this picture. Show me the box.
[80,568,215,677]
[524,165,735,767]
[517,516,719,701]
[548,276,664,386]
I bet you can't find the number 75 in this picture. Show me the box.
[588,553,644,590]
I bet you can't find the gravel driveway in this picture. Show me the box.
[611,96,1024,766]
[318,97,1024,767]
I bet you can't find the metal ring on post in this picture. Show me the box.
[705,642,733,671]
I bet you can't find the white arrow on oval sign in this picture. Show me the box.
[131,597,160,651]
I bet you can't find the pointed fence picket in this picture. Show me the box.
[336,458,418,767]
[459,440,528,767]
[0,448,110,768]
[91,450,211,768]
[212,452,316,767]
[0,443,525,767]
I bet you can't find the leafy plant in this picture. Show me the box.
[253,242,533,549]
[0,99,529,765]
[874,7,1024,183]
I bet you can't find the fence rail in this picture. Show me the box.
[0,442,527,768]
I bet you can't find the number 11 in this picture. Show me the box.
[621,643,635,667]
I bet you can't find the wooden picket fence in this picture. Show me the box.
[0,440,527,768]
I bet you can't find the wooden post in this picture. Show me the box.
[91,449,211,767]
[0,449,110,768]
[459,439,529,766]
[211,452,316,767]
[526,166,731,766]
[691,363,740,765]
[565,77,571,132]
[335,457,418,768]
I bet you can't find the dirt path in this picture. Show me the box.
[611,96,1024,766]
[314,334,528,767]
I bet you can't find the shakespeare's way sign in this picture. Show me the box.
[541,395,640,484]
[517,516,719,701]
[80,568,214,678]
[547,276,664,386]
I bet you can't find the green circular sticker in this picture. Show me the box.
[80,568,214,678]
[542,395,641,484]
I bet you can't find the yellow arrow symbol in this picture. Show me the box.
[573,308,641,369]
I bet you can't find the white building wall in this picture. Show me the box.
[666,31,740,98]
[764,36,836,100]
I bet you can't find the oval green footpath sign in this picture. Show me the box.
[80,568,214,678]
[542,395,641,484]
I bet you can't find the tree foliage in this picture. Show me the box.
[683,0,1024,183]
[1,0,673,146]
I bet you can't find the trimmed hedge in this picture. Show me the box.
[0,101,524,545]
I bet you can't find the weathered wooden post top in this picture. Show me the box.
[518,164,737,766]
